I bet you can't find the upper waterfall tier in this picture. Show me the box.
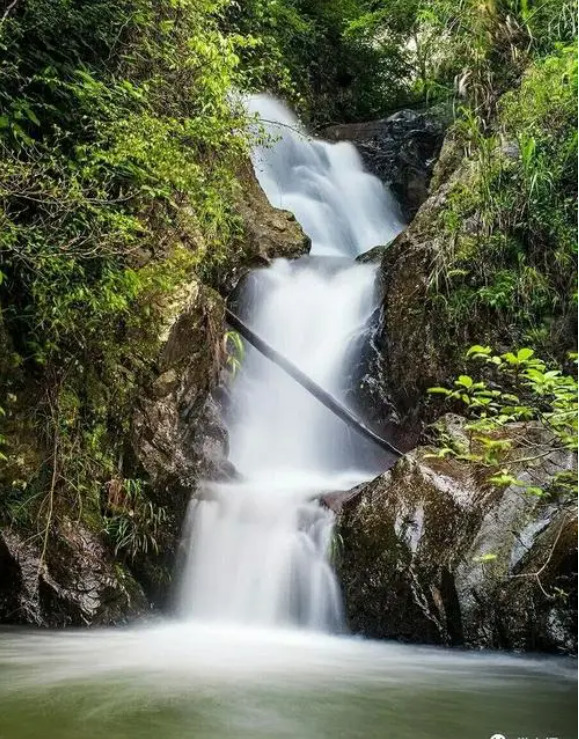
[247,94,404,257]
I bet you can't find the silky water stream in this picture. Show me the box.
[0,95,576,739]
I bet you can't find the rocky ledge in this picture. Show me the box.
[332,416,577,654]
[0,523,146,626]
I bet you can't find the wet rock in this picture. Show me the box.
[133,281,227,489]
[324,108,448,221]
[355,146,477,428]
[128,280,230,605]
[342,303,418,459]
[237,163,310,263]
[0,523,146,626]
[212,162,310,293]
[335,417,578,653]
[341,131,463,441]
[355,243,394,264]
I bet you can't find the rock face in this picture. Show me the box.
[334,417,577,654]
[133,281,229,496]
[352,138,474,433]
[324,109,447,221]
[375,186,452,419]
[237,162,310,263]
[0,524,146,626]
[129,280,231,604]
[342,304,420,456]
[212,162,310,292]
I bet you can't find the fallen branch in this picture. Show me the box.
[225,308,403,459]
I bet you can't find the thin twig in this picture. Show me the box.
[511,447,568,465]
[0,0,20,25]
[510,517,569,600]
[36,390,60,582]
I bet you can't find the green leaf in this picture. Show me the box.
[489,472,524,487]
[517,348,534,362]
[22,104,40,126]
[456,375,473,388]
[424,448,454,459]
[525,486,544,497]
[427,387,451,394]
[525,368,546,382]
[467,345,491,357]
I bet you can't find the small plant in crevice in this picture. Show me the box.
[328,530,344,566]
[103,478,168,561]
[224,329,245,378]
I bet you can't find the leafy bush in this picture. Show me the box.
[226,0,418,124]
[0,0,250,540]
[103,478,167,560]
[428,345,577,499]
[431,45,577,359]
[413,0,577,115]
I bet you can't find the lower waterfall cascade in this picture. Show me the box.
[177,94,404,629]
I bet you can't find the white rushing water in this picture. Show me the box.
[178,94,404,630]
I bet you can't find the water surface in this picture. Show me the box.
[0,625,575,739]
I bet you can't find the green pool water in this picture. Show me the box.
[0,624,575,739]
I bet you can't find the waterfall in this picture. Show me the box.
[178,94,404,630]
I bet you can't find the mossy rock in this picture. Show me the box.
[335,417,577,654]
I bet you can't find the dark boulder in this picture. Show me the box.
[0,523,146,626]
[352,140,474,433]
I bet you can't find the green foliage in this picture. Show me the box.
[413,0,577,116]
[428,346,577,499]
[227,0,578,124]
[0,0,250,547]
[423,3,576,363]
[473,553,498,563]
[226,0,418,124]
[328,530,344,565]
[432,45,577,358]
[224,330,245,377]
[103,478,168,560]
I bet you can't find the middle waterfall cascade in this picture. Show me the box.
[178,94,404,630]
